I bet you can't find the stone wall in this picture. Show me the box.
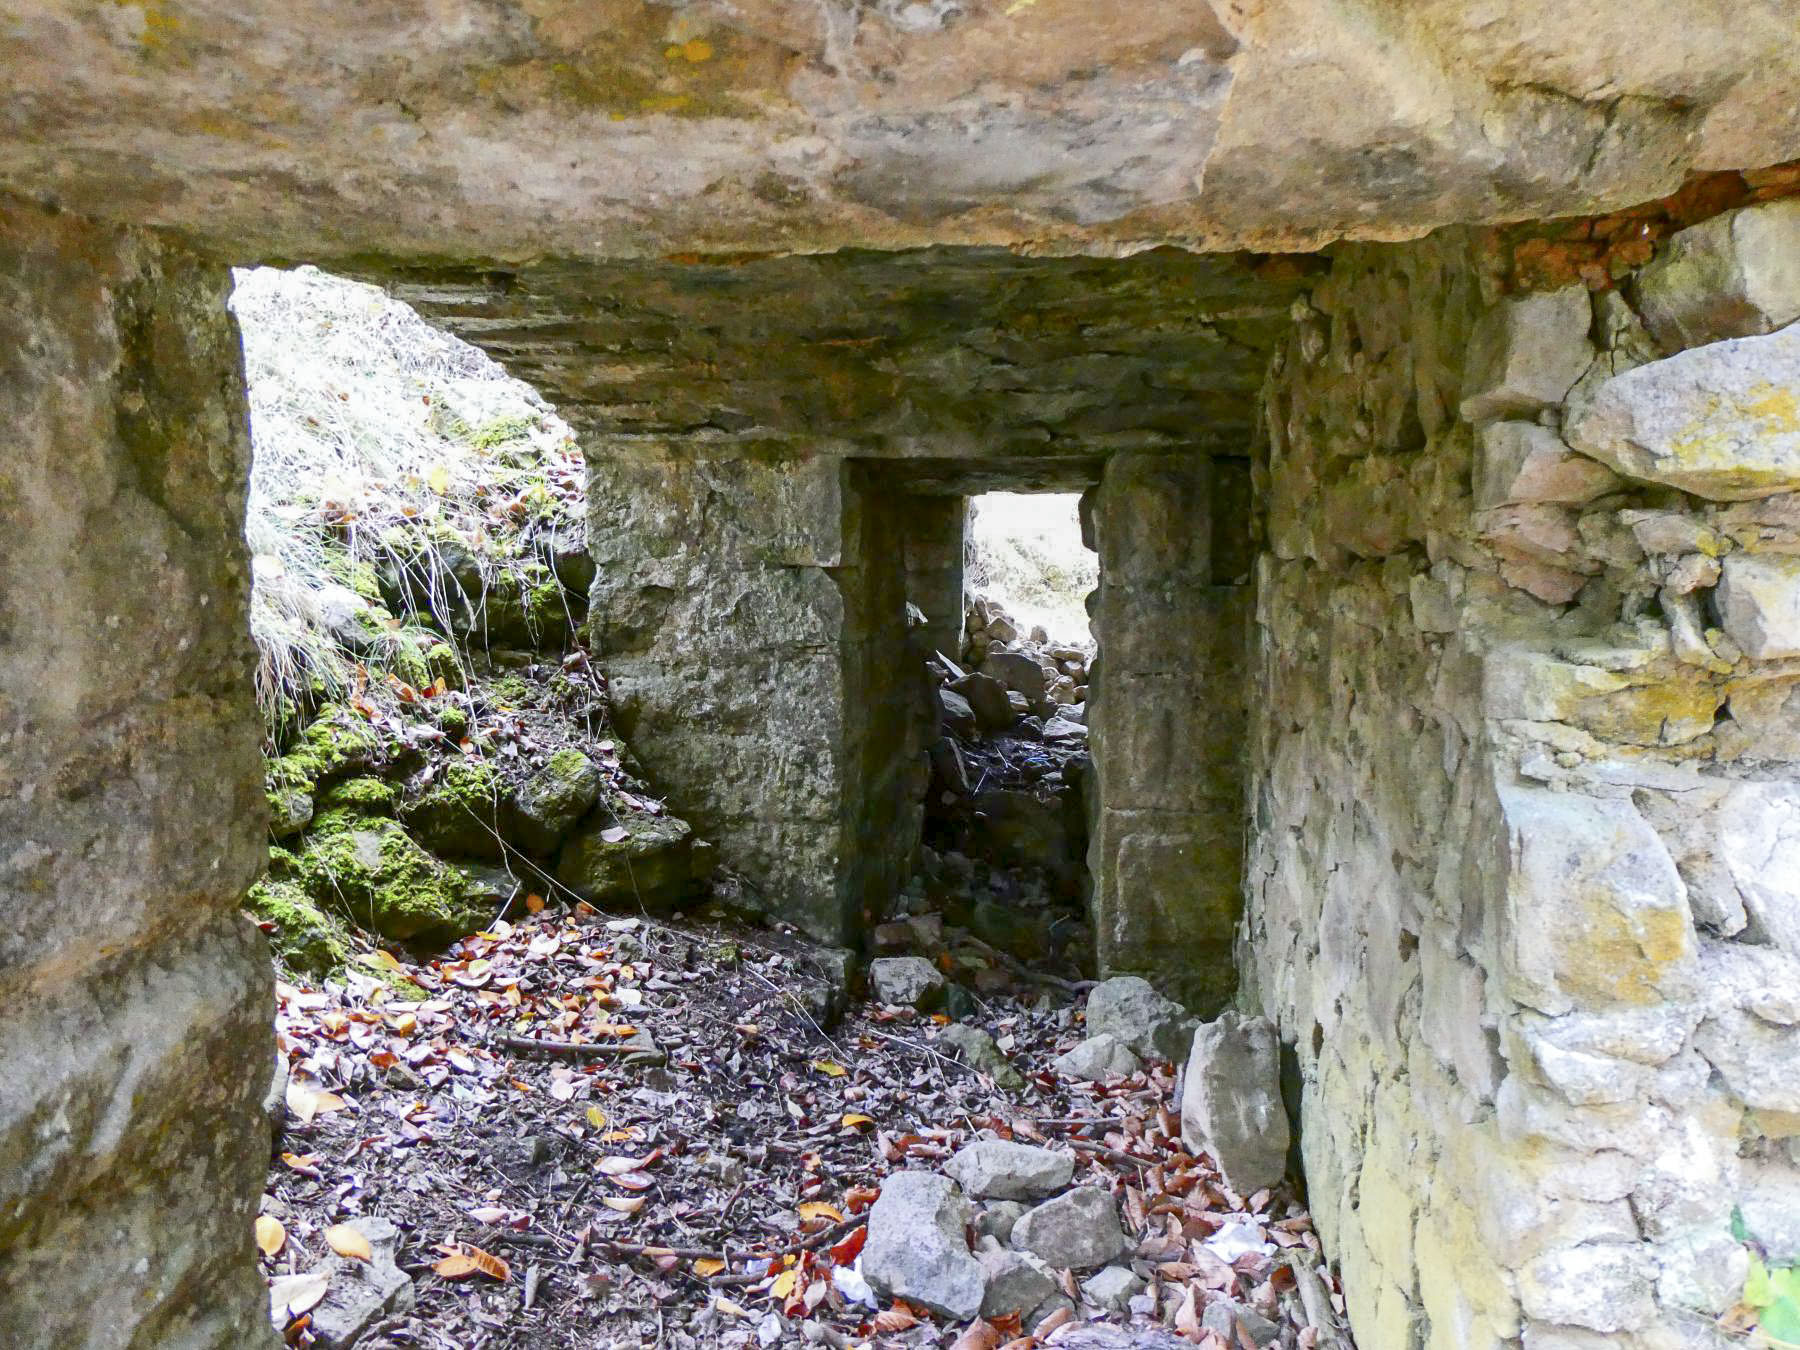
[0,196,276,1348]
[900,494,967,662]
[1088,452,1251,1014]
[1245,203,1800,1348]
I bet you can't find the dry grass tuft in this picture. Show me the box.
[234,265,582,734]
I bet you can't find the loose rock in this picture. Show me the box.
[1054,1033,1143,1082]
[1010,1187,1129,1270]
[305,1215,414,1349]
[977,1243,1057,1319]
[937,1023,1025,1091]
[1181,1012,1290,1195]
[861,1172,985,1321]
[945,1139,1074,1200]
[1080,1264,1146,1314]
[868,956,947,1009]
[1085,976,1196,1062]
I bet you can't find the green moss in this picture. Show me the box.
[437,705,470,739]
[295,812,483,944]
[274,705,385,790]
[399,760,504,859]
[488,675,530,705]
[470,414,538,449]
[325,552,386,604]
[248,875,354,975]
[316,775,399,814]
[424,641,465,691]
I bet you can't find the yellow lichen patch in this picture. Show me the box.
[666,38,714,64]
[1557,897,1694,1008]
[1575,678,1722,747]
[1745,381,1800,433]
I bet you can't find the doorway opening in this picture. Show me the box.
[905,490,1099,980]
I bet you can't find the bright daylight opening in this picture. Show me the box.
[965,491,1096,646]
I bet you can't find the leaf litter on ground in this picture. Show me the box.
[260,900,1352,1349]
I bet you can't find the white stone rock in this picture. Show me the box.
[1696,938,1800,1025]
[1516,1243,1656,1332]
[1717,553,1800,659]
[1079,1264,1144,1313]
[1476,421,1622,508]
[1654,1222,1751,1317]
[944,1140,1074,1201]
[1492,784,1694,1017]
[1693,1008,1800,1114]
[976,1243,1056,1319]
[1053,1033,1142,1082]
[1010,1187,1129,1271]
[868,956,946,1008]
[1084,975,1195,1062]
[1564,322,1800,500]
[1460,286,1595,424]
[1636,199,1800,351]
[861,1172,984,1320]
[1180,1011,1289,1195]
[1717,782,1800,955]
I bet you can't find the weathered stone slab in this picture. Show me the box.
[1492,783,1695,1016]
[0,197,276,1349]
[1180,1012,1290,1195]
[945,1140,1074,1200]
[1475,421,1621,508]
[1564,322,1800,499]
[1460,287,1594,423]
[1636,199,1800,351]
[1010,1188,1130,1271]
[1717,553,1800,660]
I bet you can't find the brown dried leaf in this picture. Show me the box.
[254,1214,287,1258]
[324,1224,371,1262]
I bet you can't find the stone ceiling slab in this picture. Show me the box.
[2,1,1797,264]
[393,246,1306,456]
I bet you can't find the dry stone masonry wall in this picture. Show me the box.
[1247,200,1800,1350]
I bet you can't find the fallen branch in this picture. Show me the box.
[494,1034,649,1059]
[1065,1138,1158,1169]
[593,1215,863,1270]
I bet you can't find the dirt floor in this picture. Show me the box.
[261,897,1348,1350]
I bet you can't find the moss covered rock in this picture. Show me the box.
[270,704,388,791]
[295,809,484,944]
[247,875,353,975]
[399,760,504,859]
[266,770,314,840]
[509,748,601,854]
[555,809,700,909]
[316,775,399,814]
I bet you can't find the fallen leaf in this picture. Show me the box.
[693,1257,725,1277]
[840,1113,874,1130]
[268,1270,330,1322]
[284,1078,346,1125]
[324,1225,372,1262]
[433,1243,510,1281]
[872,1304,919,1332]
[601,1196,645,1214]
[810,1059,848,1078]
[769,1269,799,1301]
[254,1214,287,1258]
[829,1226,867,1265]
[586,1106,608,1129]
[949,1318,1005,1350]
[712,1294,752,1319]
[797,1201,845,1224]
